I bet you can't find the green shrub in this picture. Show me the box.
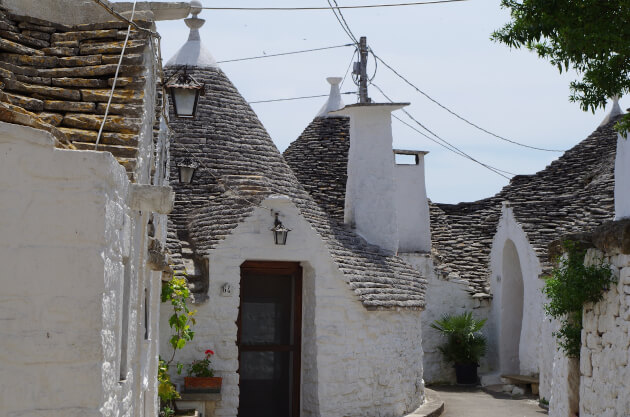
[544,240,616,358]
[431,312,487,365]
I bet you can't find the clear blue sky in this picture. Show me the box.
[153,0,626,204]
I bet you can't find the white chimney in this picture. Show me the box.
[394,150,431,252]
[331,103,408,253]
[600,96,622,127]
[613,99,629,219]
[317,77,344,117]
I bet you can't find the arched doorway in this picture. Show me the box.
[500,239,524,375]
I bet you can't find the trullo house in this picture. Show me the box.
[161,6,428,417]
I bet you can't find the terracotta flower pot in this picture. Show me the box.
[184,376,222,393]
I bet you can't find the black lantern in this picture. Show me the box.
[177,158,197,184]
[271,213,291,245]
[167,67,205,118]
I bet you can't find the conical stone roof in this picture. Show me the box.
[166,64,426,309]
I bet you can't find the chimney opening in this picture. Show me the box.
[395,154,418,165]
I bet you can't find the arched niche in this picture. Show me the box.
[500,239,524,375]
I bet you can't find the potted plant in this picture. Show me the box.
[184,349,222,393]
[431,312,487,385]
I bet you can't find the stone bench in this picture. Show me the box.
[501,374,539,395]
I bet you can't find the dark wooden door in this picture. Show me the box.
[238,262,302,417]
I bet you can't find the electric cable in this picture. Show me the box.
[341,47,358,91]
[331,0,359,43]
[95,0,137,148]
[372,53,566,153]
[201,1,469,11]
[326,0,358,44]
[216,44,354,64]
[91,0,157,37]
[249,91,356,104]
[92,0,273,211]
[371,83,515,179]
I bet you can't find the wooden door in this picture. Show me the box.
[238,262,302,417]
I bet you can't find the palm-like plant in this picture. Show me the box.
[431,312,487,365]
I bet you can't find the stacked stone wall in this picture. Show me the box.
[580,250,630,417]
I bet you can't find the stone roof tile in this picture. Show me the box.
[167,67,426,310]
[283,100,619,298]
[0,9,154,180]
[430,120,618,295]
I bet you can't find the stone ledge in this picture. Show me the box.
[405,389,444,417]
[178,391,221,402]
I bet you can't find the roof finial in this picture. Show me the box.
[599,95,624,127]
[165,0,217,68]
[185,0,205,41]
[316,77,345,117]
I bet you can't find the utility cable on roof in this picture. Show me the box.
[326,0,358,44]
[95,0,137,149]
[91,0,158,37]
[341,48,358,90]
[249,91,356,104]
[371,82,515,179]
[201,0,468,10]
[372,53,566,153]
[217,44,353,64]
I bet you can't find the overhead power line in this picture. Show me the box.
[202,0,468,11]
[249,91,356,104]
[217,44,353,64]
[371,83,515,179]
[372,53,566,153]
[327,0,359,44]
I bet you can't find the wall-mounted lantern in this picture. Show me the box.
[271,213,291,245]
[177,158,198,184]
[166,66,205,118]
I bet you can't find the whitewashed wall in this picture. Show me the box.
[615,132,630,220]
[161,195,424,417]
[0,123,160,417]
[579,250,630,417]
[489,204,546,388]
[401,254,490,384]
[395,156,431,253]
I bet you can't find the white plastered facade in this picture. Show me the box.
[0,123,166,417]
[160,195,425,417]
[488,203,548,392]
[401,254,491,384]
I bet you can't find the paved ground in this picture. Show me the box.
[430,385,548,417]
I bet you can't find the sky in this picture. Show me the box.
[152,0,627,204]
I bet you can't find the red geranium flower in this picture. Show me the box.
[205,349,214,355]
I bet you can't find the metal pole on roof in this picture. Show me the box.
[358,36,371,103]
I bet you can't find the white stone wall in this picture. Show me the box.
[395,157,431,253]
[0,123,162,417]
[401,253,490,384]
[548,349,580,417]
[489,204,546,386]
[579,250,630,417]
[615,132,630,220]
[161,195,424,417]
[539,314,559,404]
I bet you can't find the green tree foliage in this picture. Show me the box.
[543,240,616,357]
[492,1,630,134]
[431,312,487,365]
